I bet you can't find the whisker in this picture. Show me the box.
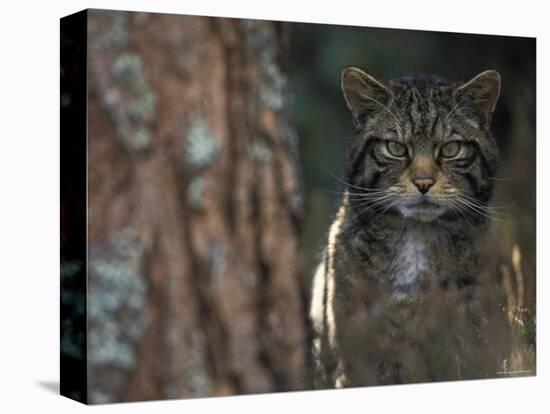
[446,198,476,229]
[347,195,395,223]
[320,162,387,193]
[323,190,390,197]
[439,193,517,211]
[454,198,496,221]
[453,197,518,224]
[349,195,394,210]
[346,196,393,203]
[380,198,400,215]
[340,194,393,203]
[454,197,512,217]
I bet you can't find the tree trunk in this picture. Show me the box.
[86,10,306,403]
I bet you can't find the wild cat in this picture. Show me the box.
[310,67,501,388]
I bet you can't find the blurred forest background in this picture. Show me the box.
[61,9,536,404]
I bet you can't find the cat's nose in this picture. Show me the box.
[413,176,435,194]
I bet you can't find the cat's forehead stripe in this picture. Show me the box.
[390,83,455,143]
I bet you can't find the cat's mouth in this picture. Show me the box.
[397,197,446,222]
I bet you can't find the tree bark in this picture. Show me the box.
[87,10,306,403]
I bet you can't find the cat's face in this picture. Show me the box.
[341,68,500,223]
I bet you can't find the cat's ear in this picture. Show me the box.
[341,67,393,125]
[454,70,501,127]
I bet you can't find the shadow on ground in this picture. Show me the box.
[37,381,59,394]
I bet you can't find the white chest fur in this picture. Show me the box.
[392,228,435,293]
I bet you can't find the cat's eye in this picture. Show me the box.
[386,140,407,157]
[440,141,462,158]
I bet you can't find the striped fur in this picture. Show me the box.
[311,68,501,387]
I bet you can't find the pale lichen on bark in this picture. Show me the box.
[89,10,157,153]
[88,228,148,402]
[184,115,221,169]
